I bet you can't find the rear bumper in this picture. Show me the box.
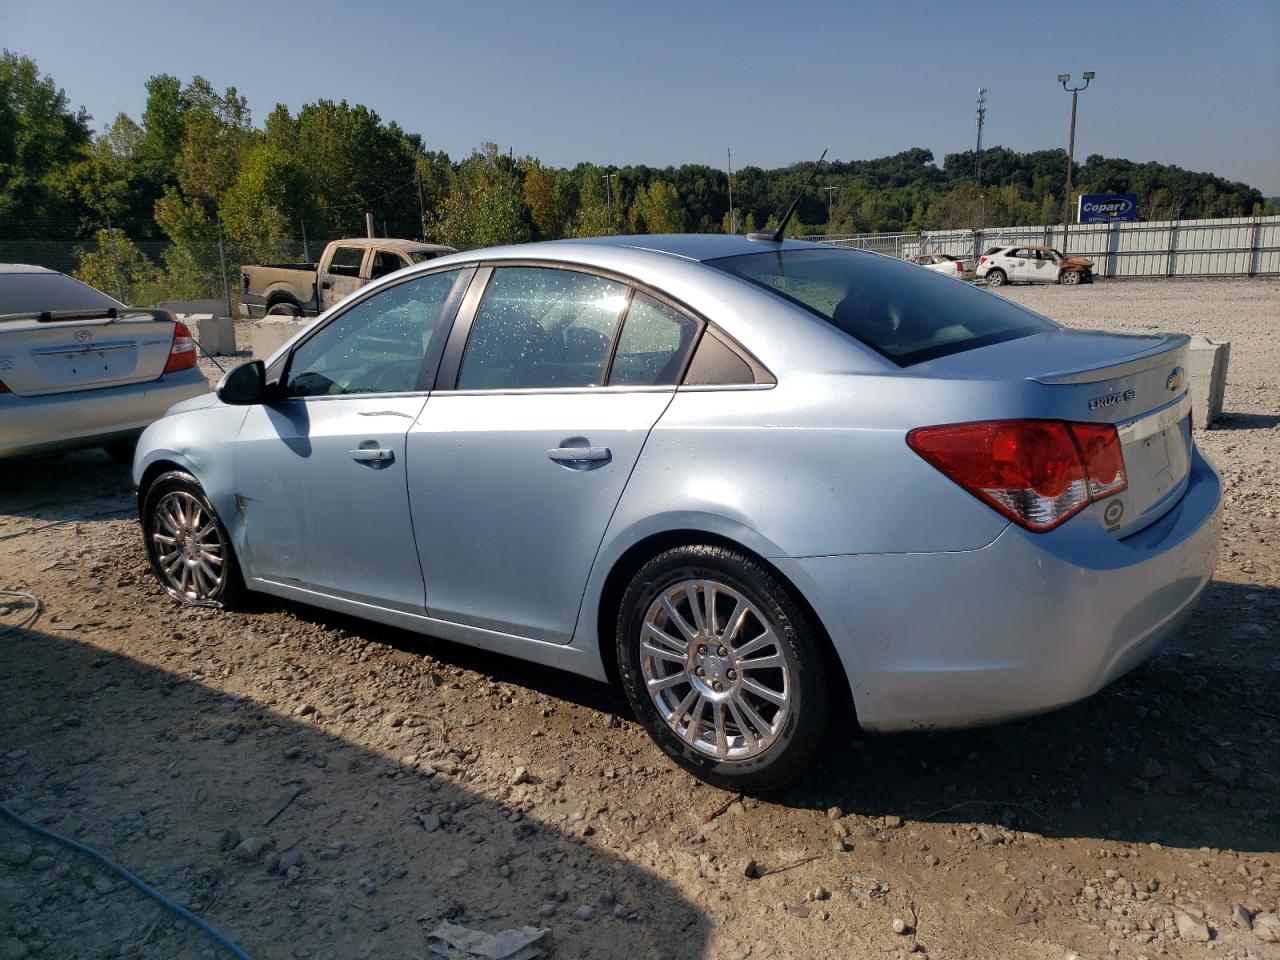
[778,448,1222,732]
[0,368,209,459]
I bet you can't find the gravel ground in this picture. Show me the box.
[1,278,1277,960]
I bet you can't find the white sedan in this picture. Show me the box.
[0,264,209,461]
[905,253,975,281]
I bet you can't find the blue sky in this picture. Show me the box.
[4,0,1278,193]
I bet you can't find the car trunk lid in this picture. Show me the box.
[0,310,178,397]
[916,328,1193,537]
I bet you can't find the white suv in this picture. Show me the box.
[975,245,1094,287]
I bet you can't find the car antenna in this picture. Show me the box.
[748,149,828,243]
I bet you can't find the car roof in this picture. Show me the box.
[332,239,456,253]
[0,263,57,274]
[548,233,821,262]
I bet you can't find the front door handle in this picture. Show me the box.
[547,446,610,463]
[350,447,394,464]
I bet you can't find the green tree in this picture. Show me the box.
[0,50,93,236]
[627,180,684,234]
[74,227,162,303]
[219,142,310,261]
[430,143,529,249]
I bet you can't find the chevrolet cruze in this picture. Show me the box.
[133,235,1221,789]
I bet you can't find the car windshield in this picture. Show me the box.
[709,248,1055,366]
[0,271,122,317]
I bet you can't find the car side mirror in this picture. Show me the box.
[216,359,266,405]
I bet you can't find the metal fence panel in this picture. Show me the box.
[800,215,1280,279]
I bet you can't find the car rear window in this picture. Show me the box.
[0,271,122,317]
[709,248,1054,366]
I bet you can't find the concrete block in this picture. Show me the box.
[1186,335,1230,427]
[192,314,238,356]
[155,298,230,318]
[240,316,310,361]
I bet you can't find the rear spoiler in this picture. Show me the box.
[0,307,177,324]
[1028,332,1189,385]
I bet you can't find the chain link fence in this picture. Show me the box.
[1,226,347,314]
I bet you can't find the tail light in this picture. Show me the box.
[979,256,988,265]
[163,321,197,373]
[0,380,9,394]
[907,419,1128,531]
[956,261,964,272]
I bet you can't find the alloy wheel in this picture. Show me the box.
[151,491,226,602]
[639,578,792,762]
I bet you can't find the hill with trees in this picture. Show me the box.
[2,51,1274,299]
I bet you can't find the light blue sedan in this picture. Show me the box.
[133,235,1221,790]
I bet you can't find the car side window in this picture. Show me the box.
[457,267,628,390]
[328,246,365,277]
[370,250,407,279]
[608,292,699,386]
[286,270,464,397]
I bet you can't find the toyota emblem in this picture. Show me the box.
[75,330,93,343]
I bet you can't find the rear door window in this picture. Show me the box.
[709,248,1055,366]
[370,250,409,279]
[327,246,366,277]
[607,292,698,386]
[457,267,628,390]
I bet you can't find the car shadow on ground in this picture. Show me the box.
[0,627,710,960]
[0,449,135,525]
[277,579,1279,855]
[1209,413,1280,431]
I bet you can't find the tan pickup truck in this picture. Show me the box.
[239,238,456,317]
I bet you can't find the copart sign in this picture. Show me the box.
[1078,194,1138,223]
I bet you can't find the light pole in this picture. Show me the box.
[823,186,837,237]
[726,148,735,234]
[602,172,617,231]
[975,87,988,233]
[1058,71,1094,252]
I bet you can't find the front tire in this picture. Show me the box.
[616,545,831,791]
[141,470,245,608]
[1060,270,1081,286]
[985,268,1007,287]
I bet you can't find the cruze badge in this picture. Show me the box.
[1166,366,1185,393]
[1088,388,1134,410]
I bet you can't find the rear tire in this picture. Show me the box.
[616,545,831,791]
[141,470,246,609]
[266,299,301,317]
[985,269,1007,287]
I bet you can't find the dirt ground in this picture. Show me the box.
[2,278,1277,960]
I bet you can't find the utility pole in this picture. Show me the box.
[602,172,617,231]
[975,87,988,233]
[1057,72,1095,253]
[974,87,987,184]
[415,165,427,242]
[301,218,310,262]
[726,147,735,234]
[823,186,837,237]
[365,212,375,238]
[508,145,516,243]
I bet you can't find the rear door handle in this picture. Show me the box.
[350,447,394,463]
[547,446,610,463]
